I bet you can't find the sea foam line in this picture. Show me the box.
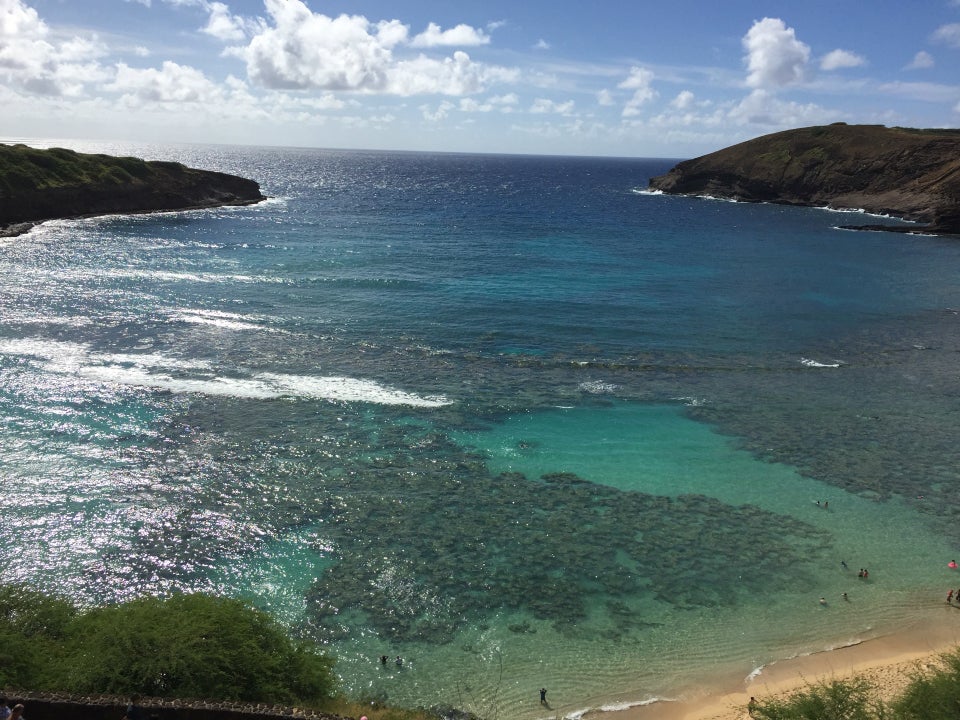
[800,357,842,368]
[0,337,450,407]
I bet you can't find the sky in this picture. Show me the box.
[2,0,960,158]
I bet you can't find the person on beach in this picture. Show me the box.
[747,696,758,717]
[8,705,23,720]
[540,688,547,705]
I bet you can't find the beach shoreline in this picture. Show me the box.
[583,610,960,720]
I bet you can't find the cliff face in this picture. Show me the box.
[0,144,265,235]
[648,124,960,234]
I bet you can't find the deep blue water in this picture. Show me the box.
[2,143,960,718]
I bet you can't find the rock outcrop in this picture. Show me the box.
[648,123,960,235]
[0,144,265,236]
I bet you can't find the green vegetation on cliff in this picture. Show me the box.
[0,584,335,706]
[648,124,960,234]
[0,144,264,234]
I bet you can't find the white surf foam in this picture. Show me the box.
[0,336,450,407]
[800,357,842,368]
[578,380,619,394]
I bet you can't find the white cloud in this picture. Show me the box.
[534,39,550,50]
[820,49,866,71]
[618,66,656,117]
[670,90,695,110]
[203,2,247,42]
[530,98,574,115]
[0,0,109,96]
[596,88,614,106]
[728,88,838,127]
[420,100,455,121]
[742,17,810,89]
[932,23,960,48]
[388,51,516,96]
[134,46,151,57]
[227,0,512,96]
[410,22,490,47]
[490,92,518,106]
[905,50,934,70]
[107,60,221,104]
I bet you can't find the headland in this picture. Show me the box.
[0,143,265,237]
[648,124,960,235]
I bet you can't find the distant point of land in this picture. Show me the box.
[0,143,266,237]
[648,123,960,235]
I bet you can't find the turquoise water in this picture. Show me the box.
[1,141,959,718]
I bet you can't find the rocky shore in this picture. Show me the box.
[0,144,265,237]
[648,123,960,235]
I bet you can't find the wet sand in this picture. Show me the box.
[585,610,960,720]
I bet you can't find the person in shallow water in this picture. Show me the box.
[540,688,547,705]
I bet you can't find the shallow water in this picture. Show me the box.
[1,140,959,718]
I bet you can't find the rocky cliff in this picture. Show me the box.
[648,124,960,235]
[0,144,265,236]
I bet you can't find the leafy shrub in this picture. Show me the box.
[0,584,75,688]
[0,585,337,707]
[889,649,960,720]
[748,677,885,720]
[56,593,337,704]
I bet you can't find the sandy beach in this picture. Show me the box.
[586,609,960,720]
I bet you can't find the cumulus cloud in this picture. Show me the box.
[227,0,512,96]
[107,60,221,104]
[905,50,934,70]
[670,90,695,110]
[728,88,837,126]
[596,88,614,106]
[530,98,574,115]
[820,49,866,70]
[618,66,656,117]
[742,17,810,88]
[932,23,960,48]
[410,22,489,47]
[421,100,455,121]
[203,1,248,42]
[534,39,550,50]
[0,0,109,95]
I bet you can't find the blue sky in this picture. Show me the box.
[2,0,960,157]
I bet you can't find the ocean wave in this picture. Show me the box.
[630,188,663,196]
[569,696,673,719]
[800,357,842,368]
[171,308,284,333]
[578,380,620,394]
[673,395,707,407]
[0,337,449,407]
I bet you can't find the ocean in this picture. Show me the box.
[2,141,959,719]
